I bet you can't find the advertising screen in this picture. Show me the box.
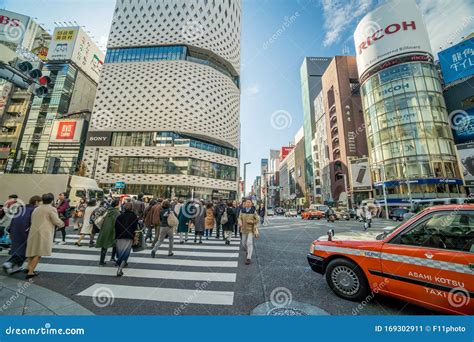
[50,119,84,143]
[349,158,372,191]
[353,0,432,77]
[457,142,474,186]
[438,37,474,86]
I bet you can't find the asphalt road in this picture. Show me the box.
[0,216,436,315]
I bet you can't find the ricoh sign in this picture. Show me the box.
[353,0,432,77]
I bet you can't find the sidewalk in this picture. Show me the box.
[0,275,93,316]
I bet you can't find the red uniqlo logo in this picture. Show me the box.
[56,121,76,140]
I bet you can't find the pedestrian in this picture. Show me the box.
[238,198,259,265]
[232,200,240,238]
[193,201,205,244]
[204,202,215,240]
[2,196,41,274]
[364,204,372,231]
[222,200,237,245]
[174,199,183,217]
[115,202,139,277]
[151,200,178,258]
[75,199,99,247]
[143,199,157,243]
[96,199,121,265]
[149,199,162,247]
[25,193,65,279]
[257,203,265,225]
[0,194,21,242]
[214,200,226,239]
[74,197,87,231]
[54,192,70,245]
[132,194,146,229]
[177,201,192,244]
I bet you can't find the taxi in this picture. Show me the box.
[307,205,474,315]
[301,209,325,220]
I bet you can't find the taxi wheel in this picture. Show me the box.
[325,258,369,302]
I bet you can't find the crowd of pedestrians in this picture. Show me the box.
[0,192,261,279]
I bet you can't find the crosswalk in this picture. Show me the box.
[21,232,243,309]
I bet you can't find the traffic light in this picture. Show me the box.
[17,61,33,73]
[16,60,51,96]
[34,75,51,96]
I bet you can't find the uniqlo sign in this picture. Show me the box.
[56,121,76,140]
[50,120,83,143]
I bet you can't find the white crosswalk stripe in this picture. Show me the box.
[28,233,243,307]
[77,283,234,306]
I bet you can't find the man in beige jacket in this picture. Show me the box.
[238,199,259,265]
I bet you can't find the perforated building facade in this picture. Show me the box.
[84,0,241,200]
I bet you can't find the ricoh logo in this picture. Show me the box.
[358,21,417,55]
[379,83,410,96]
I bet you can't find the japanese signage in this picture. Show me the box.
[458,143,474,186]
[349,158,372,191]
[354,0,432,77]
[438,37,473,86]
[451,107,474,144]
[280,146,293,161]
[50,119,84,143]
[47,26,104,83]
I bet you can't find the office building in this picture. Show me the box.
[83,0,241,200]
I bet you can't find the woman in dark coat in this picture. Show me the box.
[222,201,237,245]
[115,202,138,277]
[2,196,41,274]
[193,201,205,244]
[96,199,120,266]
[177,201,192,244]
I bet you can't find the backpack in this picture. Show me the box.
[220,209,229,225]
[64,206,73,219]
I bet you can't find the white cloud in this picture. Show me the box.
[245,84,260,96]
[417,0,474,53]
[321,0,377,46]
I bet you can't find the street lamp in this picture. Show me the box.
[263,171,275,223]
[373,164,389,220]
[402,162,414,212]
[243,162,251,199]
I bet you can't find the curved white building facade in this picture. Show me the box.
[84,0,241,200]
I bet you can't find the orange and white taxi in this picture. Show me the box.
[307,205,474,315]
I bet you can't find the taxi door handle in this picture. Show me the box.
[469,264,474,270]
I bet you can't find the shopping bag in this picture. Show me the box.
[132,229,146,252]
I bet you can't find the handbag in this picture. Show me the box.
[220,210,228,225]
[132,229,145,252]
[167,211,179,228]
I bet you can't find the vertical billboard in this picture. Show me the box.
[47,27,104,83]
[0,9,30,47]
[438,37,473,86]
[50,119,84,143]
[353,0,432,77]
[458,143,474,186]
[349,158,372,191]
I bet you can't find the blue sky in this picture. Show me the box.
[2,0,473,194]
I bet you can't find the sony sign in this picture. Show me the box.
[353,0,432,78]
[86,131,112,147]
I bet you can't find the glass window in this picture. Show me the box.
[394,212,473,252]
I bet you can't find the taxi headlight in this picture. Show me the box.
[310,243,315,254]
